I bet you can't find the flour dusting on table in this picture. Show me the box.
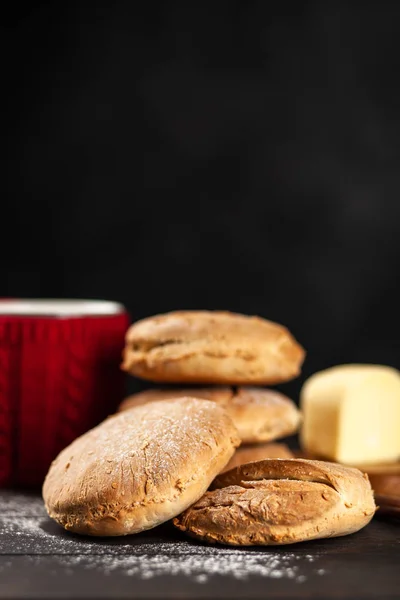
[0,493,328,584]
[22,551,327,584]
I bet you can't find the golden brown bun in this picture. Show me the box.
[121,311,305,385]
[118,386,301,445]
[118,387,232,410]
[43,397,240,536]
[173,458,376,545]
[222,443,293,472]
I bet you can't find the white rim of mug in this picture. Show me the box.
[0,299,125,317]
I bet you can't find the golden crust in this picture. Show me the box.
[121,311,305,385]
[173,458,376,545]
[118,387,232,410]
[43,397,240,536]
[228,387,301,444]
[222,443,293,472]
[118,386,301,444]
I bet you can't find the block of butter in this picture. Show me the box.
[300,364,400,465]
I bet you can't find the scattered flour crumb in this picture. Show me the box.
[0,492,46,517]
[21,551,328,584]
[0,493,329,584]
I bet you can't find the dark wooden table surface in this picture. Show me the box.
[0,490,399,599]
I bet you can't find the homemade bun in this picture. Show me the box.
[43,397,240,536]
[222,442,293,472]
[118,386,300,445]
[174,458,376,545]
[122,311,305,385]
[224,387,300,444]
[118,387,232,410]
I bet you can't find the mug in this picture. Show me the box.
[0,299,130,487]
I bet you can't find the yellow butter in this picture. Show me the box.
[300,364,400,464]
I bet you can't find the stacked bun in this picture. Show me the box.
[120,310,304,455]
[43,310,376,545]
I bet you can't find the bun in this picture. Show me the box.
[222,442,293,472]
[173,458,376,545]
[119,386,300,444]
[43,397,240,536]
[122,311,305,385]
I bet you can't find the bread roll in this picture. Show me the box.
[118,387,232,409]
[118,386,300,444]
[174,458,376,545]
[222,443,293,472]
[122,310,305,385]
[43,397,240,536]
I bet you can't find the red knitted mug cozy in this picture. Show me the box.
[0,299,130,487]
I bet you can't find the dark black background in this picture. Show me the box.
[4,1,400,401]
